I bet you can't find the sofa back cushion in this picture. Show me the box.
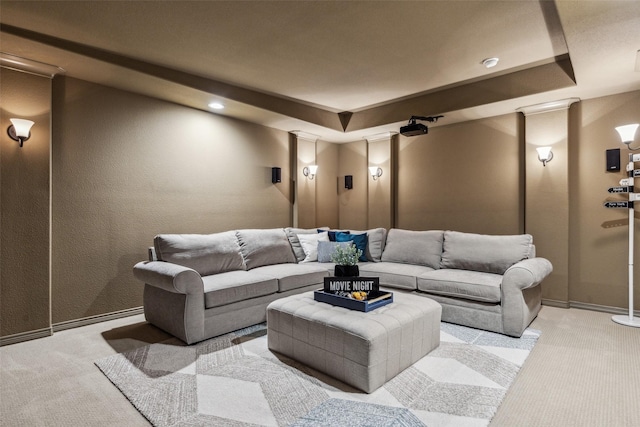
[381,229,443,269]
[440,230,533,274]
[348,228,387,262]
[154,231,244,276]
[285,227,328,262]
[237,228,296,269]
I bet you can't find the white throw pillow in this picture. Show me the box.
[297,231,330,262]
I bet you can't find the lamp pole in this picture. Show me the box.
[612,153,640,327]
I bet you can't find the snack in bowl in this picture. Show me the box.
[351,291,367,301]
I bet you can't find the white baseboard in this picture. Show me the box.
[568,301,639,316]
[0,327,52,347]
[541,298,570,308]
[52,306,144,332]
[543,299,639,316]
[1,307,144,346]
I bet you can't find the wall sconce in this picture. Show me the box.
[536,147,553,166]
[271,167,281,184]
[369,166,383,180]
[345,175,353,189]
[302,165,318,180]
[7,118,34,148]
[616,124,640,150]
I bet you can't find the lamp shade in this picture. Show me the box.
[536,146,553,161]
[10,118,34,138]
[616,124,639,144]
[307,165,318,175]
[369,166,379,176]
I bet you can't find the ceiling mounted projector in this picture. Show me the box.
[400,115,443,137]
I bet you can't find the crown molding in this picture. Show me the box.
[0,52,65,78]
[516,98,580,116]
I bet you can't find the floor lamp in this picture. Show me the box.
[613,123,640,328]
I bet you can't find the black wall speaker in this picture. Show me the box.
[345,175,353,189]
[606,148,620,172]
[271,167,281,183]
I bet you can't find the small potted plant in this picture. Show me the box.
[331,243,362,277]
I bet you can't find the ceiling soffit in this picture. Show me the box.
[0,0,576,138]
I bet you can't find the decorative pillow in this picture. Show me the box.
[335,232,368,262]
[381,229,444,269]
[440,230,533,274]
[317,241,352,263]
[154,231,244,276]
[348,228,387,262]
[318,229,349,242]
[236,229,296,270]
[285,227,328,262]
[297,231,330,263]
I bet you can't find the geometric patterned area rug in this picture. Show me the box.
[95,322,540,427]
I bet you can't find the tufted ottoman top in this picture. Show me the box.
[267,291,441,393]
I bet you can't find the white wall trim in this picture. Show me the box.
[516,98,580,116]
[0,327,52,347]
[543,298,639,316]
[52,306,144,332]
[0,52,65,78]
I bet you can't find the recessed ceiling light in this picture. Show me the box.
[481,57,499,68]
[208,102,225,110]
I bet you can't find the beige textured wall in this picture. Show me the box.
[0,69,51,336]
[316,140,339,228]
[3,69,639,339]
[50,77,292,323]
[338,140,368,229]
[570,91,640,310]
[396,114,523,234]
[367,137,394,229]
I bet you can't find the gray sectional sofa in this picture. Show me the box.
[133,227,552,344]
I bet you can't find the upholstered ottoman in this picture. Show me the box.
[266,291,441,393]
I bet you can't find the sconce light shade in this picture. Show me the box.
[7,118,34,147]
[616,124,639,147]
[369,166,383,180]
[345,175,353,189]
[536,146,553,166]
[302,164,318,180]
[271,167,281,184]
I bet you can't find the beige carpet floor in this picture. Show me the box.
[1,306,638,427]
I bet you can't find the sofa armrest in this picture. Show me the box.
[502,257,553,290]
[133,261,204,294]
[501,257,552,337]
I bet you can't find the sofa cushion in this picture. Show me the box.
[252,263,328,292]
[236,229,296,270]
[298,231,330,262]
[202,270,278,309]
[381,229,443,269]
[349,228,387,262]
[317,241,352,263]
[417,269,502,303]
[154,231,244,276]
[335,232,368,262]
[285,227,328,262]
[318,229,349,241]
[358,261,436,290]
[440,231,533,274]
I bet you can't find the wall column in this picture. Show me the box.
[0,68,52,344]
[293,132,318,228]
[519,98,579,307]
[366,133,396,229]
